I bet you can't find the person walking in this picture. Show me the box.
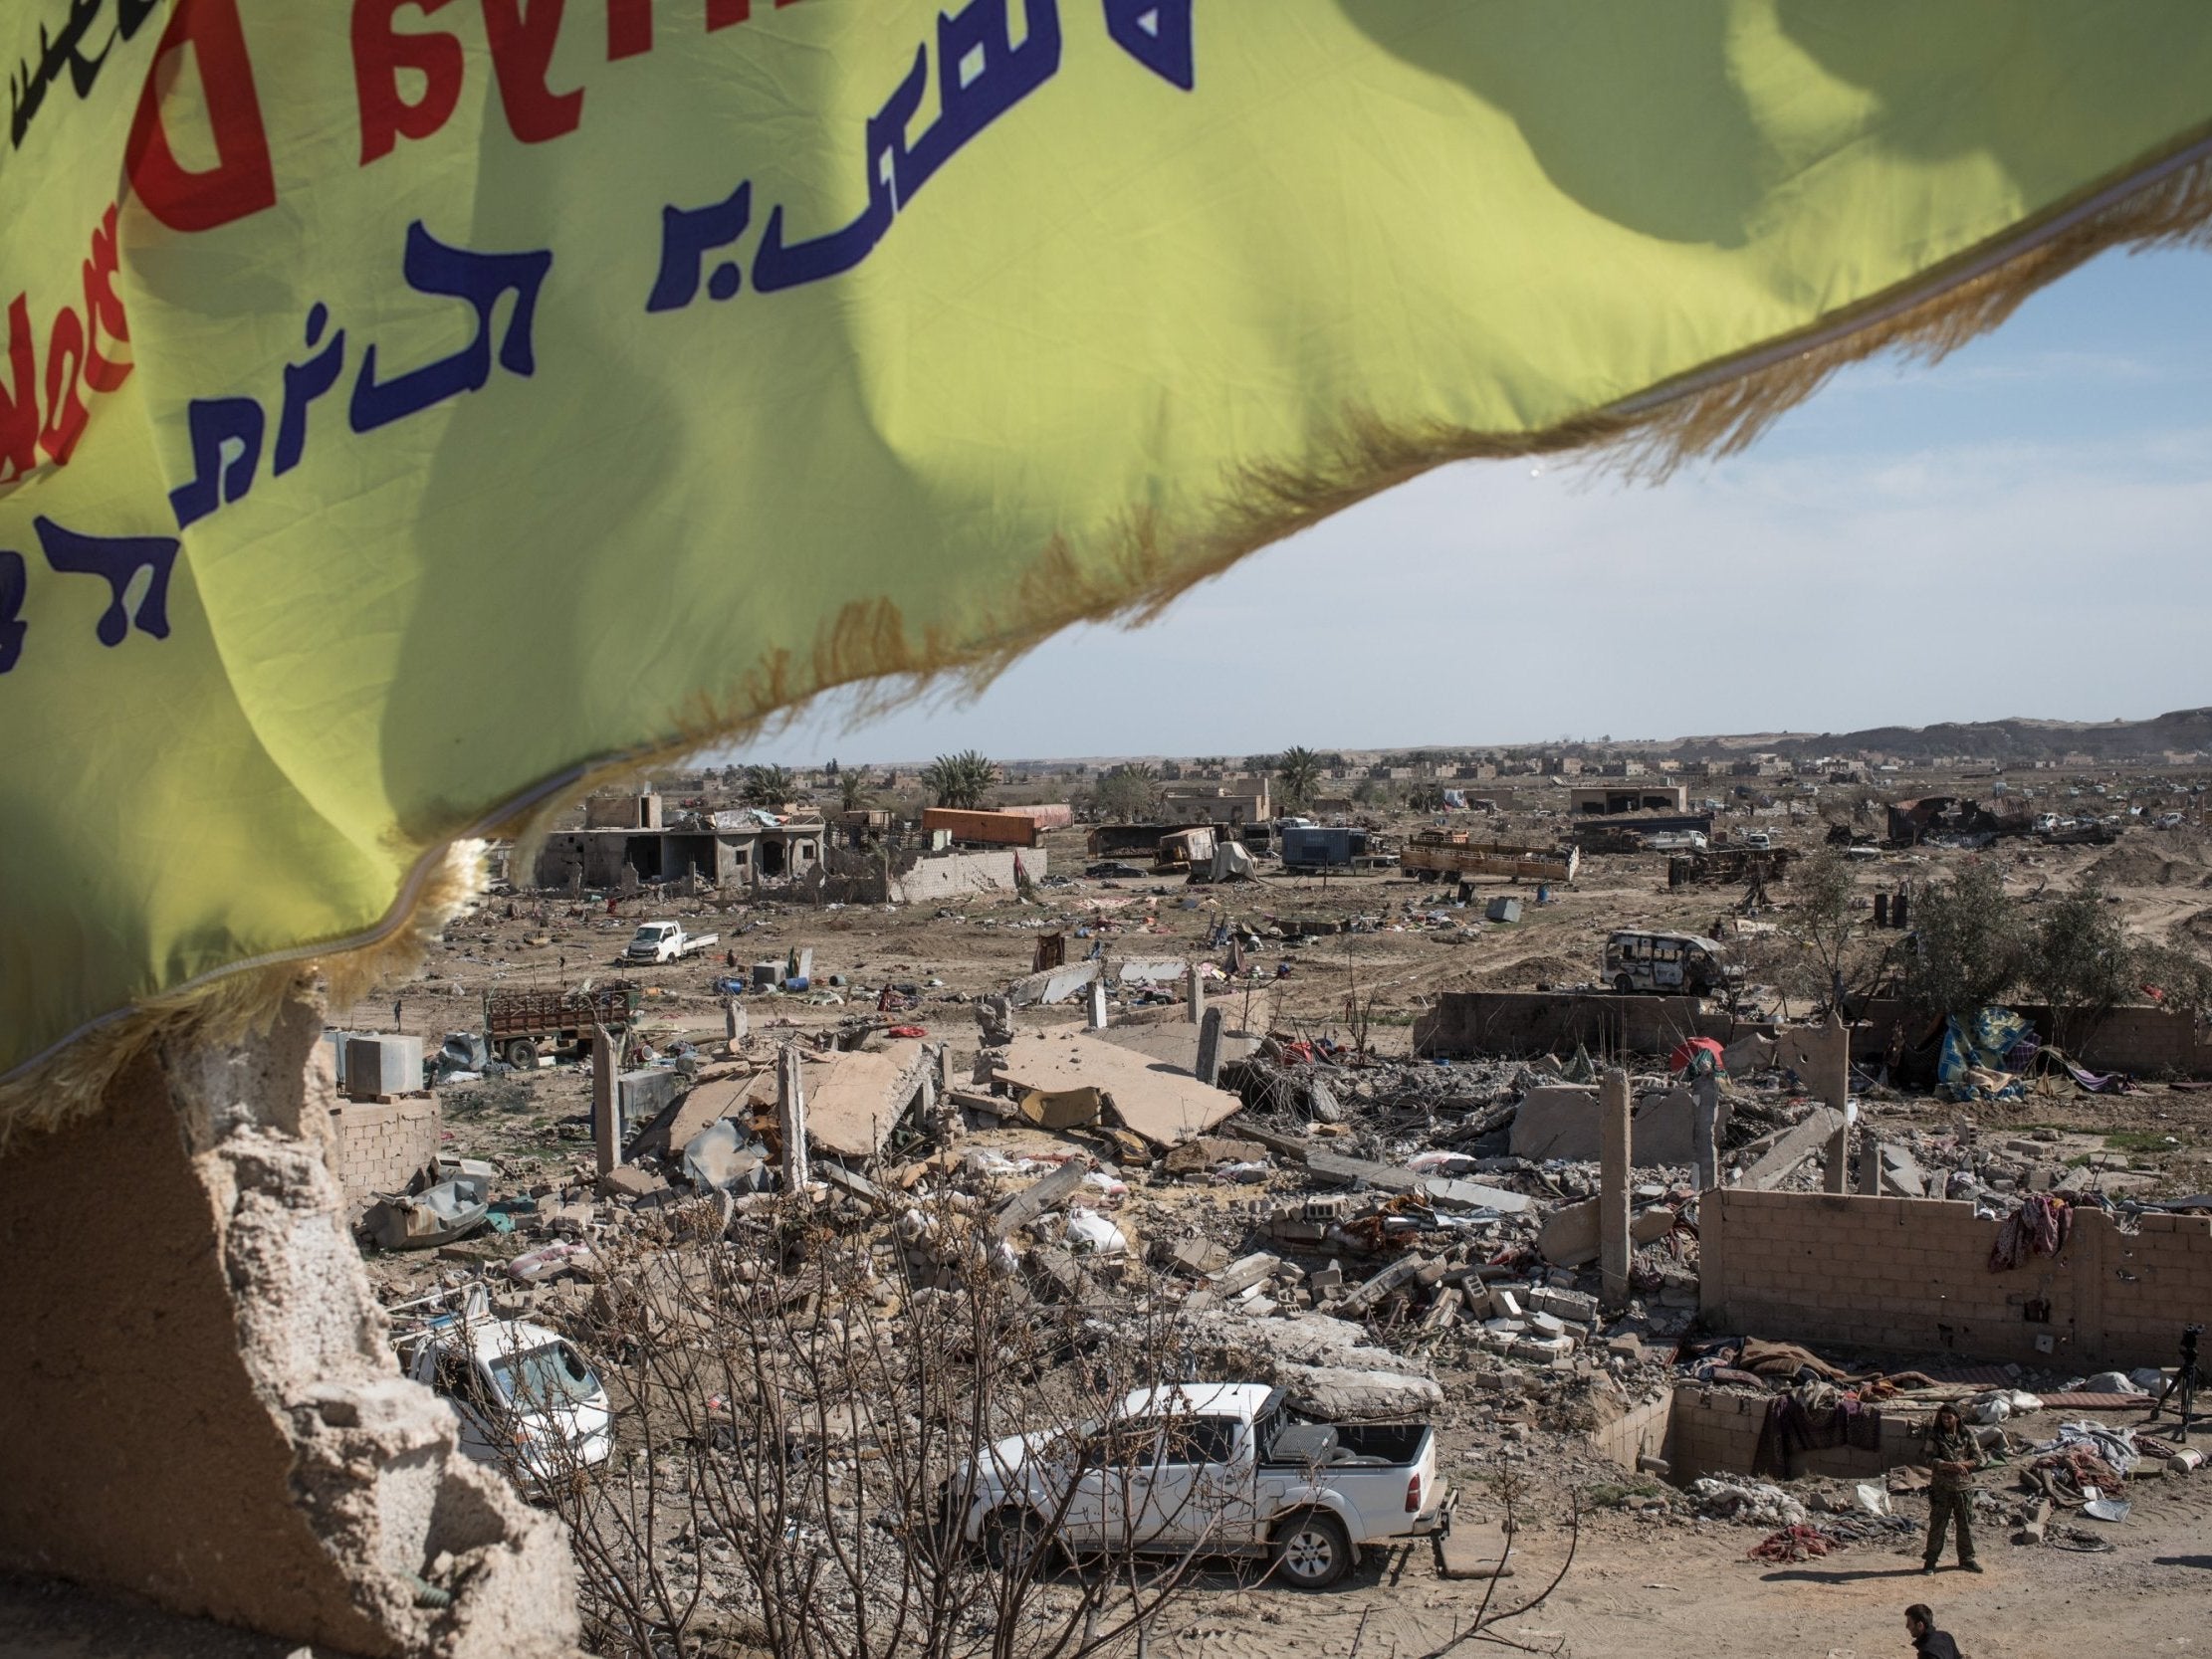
[1904,1602,1962,1659]
[1919,1403,1986,1572]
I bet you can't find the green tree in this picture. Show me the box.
[741,763,794,807]
[836,768,875,814]
[1275,745,1322,814]
[1900,861,2028,1020]
[922,750,995,809]
[1793,845,1863,1014]
[2027,884,2131,1049]
[2133,940,2212,1020]
[1092,762,1161,822]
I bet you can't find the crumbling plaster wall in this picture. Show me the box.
[892,847,1047,903]
[1700,1189,2212,1370]
[0,994,576,1658]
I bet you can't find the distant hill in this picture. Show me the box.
[1663,709,2212,766]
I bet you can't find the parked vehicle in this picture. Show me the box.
[1603,929,1740,999]
[1400,830,1579,884]
[2155,812,2187,830]
[1640,831,1707,852]
[482,981,637,1068]
[403,1316,614,1484]
[1279,824,1373,871]
[625,921,720,963]
[947,1382,1449,1591]
[1737,831,1773,850]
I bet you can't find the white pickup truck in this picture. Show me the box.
[402,1315,614,1485]
[947,1382,1449,1590]
[624,921,719,963]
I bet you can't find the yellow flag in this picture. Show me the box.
[4,0,2211,1101]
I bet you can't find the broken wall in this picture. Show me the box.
[1664,1384,1921,1484]
[1847,997,2212,1079]
[0,997,575,1657]
[328,1095,442,1206]
[893,848,1047,903]
[1700,1189,2212,1369]
[1414,991,1756,1059]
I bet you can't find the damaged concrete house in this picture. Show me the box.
[535,791,828,892]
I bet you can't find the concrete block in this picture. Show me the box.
[1885,1148,1933,1196]
[341,1035,423,1100]
[616,1068,683,1135]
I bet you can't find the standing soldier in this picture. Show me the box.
[1919,1403,1985,1572]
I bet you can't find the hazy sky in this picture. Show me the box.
[713,245,2212,768]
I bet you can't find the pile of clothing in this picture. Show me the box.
[1989,1192,2073,1272]
[1747,1524,1834,1562]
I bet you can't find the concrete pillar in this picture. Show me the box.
[0,994,575,1655]
[1690,1074,1720,1192]
[1857,1125,1882,1195]
[1195,1006,1226,1087]
[777,1044,810,1189]
[1086,978,1109,1031]
[1186,962,1206,1025]
[1817,1009,1851,1194]
[1599,1066,1632,1311]
[591,1020,617,1179]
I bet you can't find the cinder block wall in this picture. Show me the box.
[327,1098,441,1203]
[1664,1384,1923,1483]
[1849,998,2212,1078]
[1413,991,1760,1058]
[1701,1190,2212,1370]
[1584,1390,1673,1471]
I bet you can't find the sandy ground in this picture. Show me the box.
[8,1472,2207,1659]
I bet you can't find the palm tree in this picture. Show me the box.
[742,763,794,807]
[837,768,875,814]
[922,750,995,810]
[1275,745,1322,813]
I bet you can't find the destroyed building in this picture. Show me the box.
[536,808,827,891]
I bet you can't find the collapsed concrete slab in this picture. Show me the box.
[1878,1141,1928,1197]
[1737,1106,1848,1190]
[802,1040,933,1158]
[994,1030,1239,1146]
[1094,1020,1260,1076]
[1303,1148,1535,1214]
[1006,958,1101,1008]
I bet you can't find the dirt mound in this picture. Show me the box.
[2084,835,2212,891]
[1462,952,1589,990]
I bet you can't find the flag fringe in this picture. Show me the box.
[9,141,2212,1138]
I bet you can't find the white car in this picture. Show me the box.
[624,921,718,963]
[404,1316,613,1484]
[946,1382,1449,1590]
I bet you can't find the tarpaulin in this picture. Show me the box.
[1937,1007,2035,1102]
[8,2,2212,1108]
